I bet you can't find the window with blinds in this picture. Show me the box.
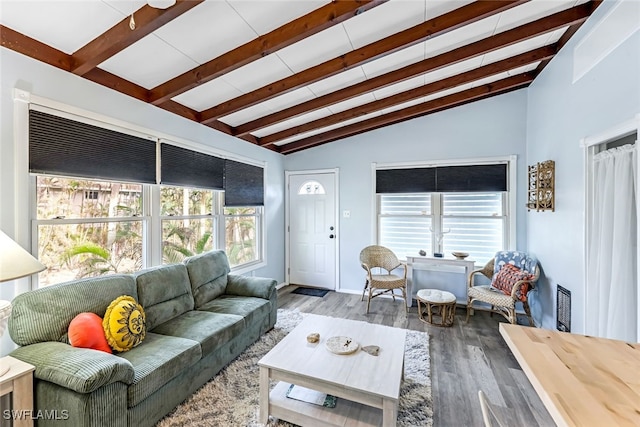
[441,193,505,264]
[378,194,432,260]
[378,192,507,265]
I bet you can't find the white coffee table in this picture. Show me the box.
[259,314,407,427]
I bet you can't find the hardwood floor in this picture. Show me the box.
[278,287,556,427]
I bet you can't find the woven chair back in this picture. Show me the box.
[359,245,401,273]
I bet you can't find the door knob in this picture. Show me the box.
[329,234,335,239]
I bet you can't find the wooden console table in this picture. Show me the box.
[405,255,476,307]
[500,323,640,427]
[0,356,35,427]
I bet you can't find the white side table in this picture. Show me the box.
[0,356,35,427]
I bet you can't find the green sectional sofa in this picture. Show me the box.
[8,250,277,427]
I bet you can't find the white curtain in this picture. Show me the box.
[587,143,637,342]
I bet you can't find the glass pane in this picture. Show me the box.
[379,216,432,260]
[442,192,503,216]
[36,176,142,219]
[442,217,503,265]
[380,194,431,215]
[225,215,258,267]
[297,180,325,195]
[37,221,143,287]
[161,186,213,216]
[224,207,256,215]
[162,218,214,264]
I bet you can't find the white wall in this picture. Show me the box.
[526,1,640,331]
[284,89,529,298]
[0,48,286,355]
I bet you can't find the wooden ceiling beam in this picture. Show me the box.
[1,25,73,71]
[200,0,527,124]
[261,46,555,146]
[278,73,534,154]
[236,1,596,137]
[71,1,204,76]
[148,0,387,105]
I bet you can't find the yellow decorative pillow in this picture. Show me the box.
[103,295,146,352]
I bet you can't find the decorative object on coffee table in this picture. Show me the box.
[325,336,359,355]
[306,333,320,343]
[417,288,457,327]
[362,345,380,356]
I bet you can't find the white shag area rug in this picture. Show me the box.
[157,309,433,426]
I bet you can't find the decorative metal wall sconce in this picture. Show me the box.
[527,160,555,212]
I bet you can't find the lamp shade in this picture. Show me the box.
[0,230,46,282]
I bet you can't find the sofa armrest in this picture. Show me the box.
[226,274,277,300]
[11,342,134,394]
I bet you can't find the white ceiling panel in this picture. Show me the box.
[256,87,318,114]
[172,78,243,111]
[480,33,551,65]
[219,102,276,127]
[221,54,292,93]
[426,0,475,19]
[422,56,484,85]
[372,74,427,100]
[494,0,575,34]
[342,0,426,50]
[307,66,367,97]
[423,82,474,103]
[361,43,426,79]
[377,97,427,115]
[276,24,353,73]
[507,63,540,76]
[469,71,512,89]
[253,107,334,137]
[0,1,127,54]
[327,93,377,114]
[546,26,571,44]
[424,15,500,58]
[153,1,257,64]
[228,0,329,36]
[99,35,198,89]
[275,109,384,146]
[103,0,146,16]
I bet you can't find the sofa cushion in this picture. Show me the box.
[119,332,201,408]
[103,296,146,352]
[198,295,270,329]
[151,310,244,354]
[184,250,230,308]
[134,264,194,330]
[68,313,112,353]
[9,275,137,346]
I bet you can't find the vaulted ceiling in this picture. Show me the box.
[0,0,601,154]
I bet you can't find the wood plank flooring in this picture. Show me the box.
[278,287,556,427]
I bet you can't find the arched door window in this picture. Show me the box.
[298,180,325,195]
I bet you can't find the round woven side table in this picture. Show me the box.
[416,289,457,327]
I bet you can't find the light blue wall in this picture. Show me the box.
[284,89,529,297]
[0,48,286,354]
[526,1,640,332]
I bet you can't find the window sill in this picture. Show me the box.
[230,260,266,276]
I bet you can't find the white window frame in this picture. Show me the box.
[371,156,517,264]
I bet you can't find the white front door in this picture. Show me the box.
[288,172,337,290]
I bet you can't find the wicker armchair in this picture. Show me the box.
[466,252,539,326]
[359,245,408,314]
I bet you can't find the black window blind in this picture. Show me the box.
[376,163,507,193]
[160,143,224,190]
[29,110,156,183]
[224,159,264,206]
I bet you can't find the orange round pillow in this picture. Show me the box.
[68,312,112,353]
